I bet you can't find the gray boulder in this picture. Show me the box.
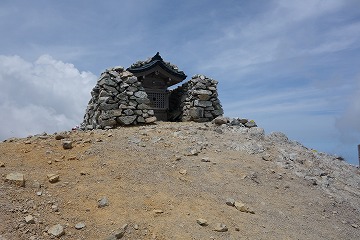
[117,116,137,125]
[213,116,229,125]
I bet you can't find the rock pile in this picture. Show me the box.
[212,116,258,128]
[82,55,224,128]
[81,67,156,130]
[169,74,223,122]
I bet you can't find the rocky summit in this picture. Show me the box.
[81,52,224,130]
[0,120,359,239]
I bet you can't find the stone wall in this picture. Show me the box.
[82,69,224,129]
[81,67,156,130]
[169,74,223,122]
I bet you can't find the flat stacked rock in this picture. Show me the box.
[170,74,223,122]
[81,67,156,130]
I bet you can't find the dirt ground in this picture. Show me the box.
[0,121,359,240]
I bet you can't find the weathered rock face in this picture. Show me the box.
[81,67,155,130]
[169,74,223,122]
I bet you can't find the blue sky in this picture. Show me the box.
[0,0,359,165]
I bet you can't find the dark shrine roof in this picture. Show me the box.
[127,52,187,81]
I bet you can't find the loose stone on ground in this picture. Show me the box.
[98,197,109,208]
[24,215,35,224]
[196,218,208,226]
[225,198,235,206]
[48,224,65,237]
[234,201,255,214]
[213,223,228,232]
[153,209,164,214]
[114,224,128,238]
[5,172,25,187]
[75,222,86,230]
[201,157,210,162]
[47,174,60,183]
[62,140,73,149]
[55,134,66,140]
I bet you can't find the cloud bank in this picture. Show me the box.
[0,55,96,139]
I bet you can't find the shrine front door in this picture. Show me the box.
[145,89,169,121]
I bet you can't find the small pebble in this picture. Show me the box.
[214,223,228,232]
[225,198,235,206]
[62,140,73,149]
[48,224,65,237]
[25,215,35,224]
[114,224,128,238]
[153,209,164,214]
[196,218,208,226]
[47,174,59,183]
[201,157,210,162]
[51,205,59,212]
[75,222,86,230]
[98,197,109,208]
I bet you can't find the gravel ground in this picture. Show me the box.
[0,121,359,240]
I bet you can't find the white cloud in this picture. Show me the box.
[0,55,97,140]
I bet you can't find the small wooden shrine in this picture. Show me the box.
[127,52,187,121]
[81,52,223,130]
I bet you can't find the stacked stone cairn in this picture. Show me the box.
[212,116,258,128]
[170,74,223,122]
[81,67,156,130]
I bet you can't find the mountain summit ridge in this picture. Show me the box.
[1,121,359,239]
